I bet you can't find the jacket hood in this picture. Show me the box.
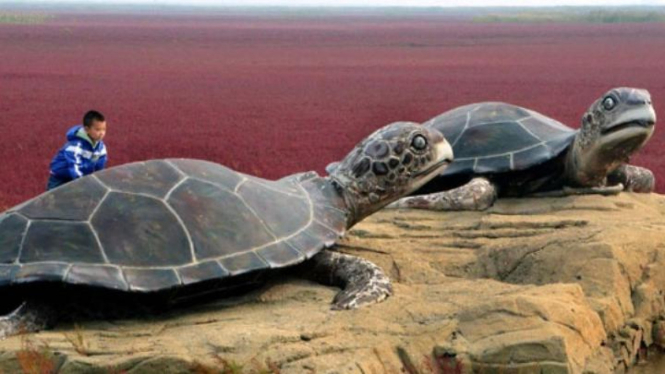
[66,125,84,141]
[66,125,98,147]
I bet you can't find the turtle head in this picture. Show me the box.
[330,121,453,226]
[571,87,656,186]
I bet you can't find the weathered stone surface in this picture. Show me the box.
[1,193,665,373]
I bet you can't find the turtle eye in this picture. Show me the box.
[411,135,427,151]
[602,96,616,111]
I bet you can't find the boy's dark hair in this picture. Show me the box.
[83,110,105,128]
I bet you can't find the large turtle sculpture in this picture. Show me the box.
[0,121,453,337]
[376,87,655,210]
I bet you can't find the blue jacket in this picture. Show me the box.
[50,125,107,181]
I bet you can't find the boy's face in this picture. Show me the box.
[85,120,107,142]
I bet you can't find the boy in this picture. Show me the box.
[47,110,108,191]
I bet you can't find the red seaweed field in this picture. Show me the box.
[1,10,664,209]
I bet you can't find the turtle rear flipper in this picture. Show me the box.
[301,251,393,310]
[0,301,57,339]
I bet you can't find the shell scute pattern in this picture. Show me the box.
[168,158,244,193]
[19,176,107,221]
[427,103,577,176]
[441,159,475,176]
[474,154,512,174]
[286,229,325,259]
[0,159,346,293]
[312,204,347,234]
[512,144,552,170]
[256,241,304,268]
[95,160,184,199]
[177,261,228,286]
[166,178,275,260]
[424,104,475,147]
[0,214,28,263]
[219,252,268,276]
[468,102,531,124]
[21,221,103,263]
[15,263,69,284]
[235,179,311,241]
[520,116,570,140]
[66,264,127,290]
[248,173,306,198]
[92,192,191,267]
[454,122,539,159]
[123,268,181,292]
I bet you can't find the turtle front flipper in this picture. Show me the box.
[528,183,624,198]
[607,165,655,193]
[387,177,497,211]
[0,301,58,339]
[300,250,392,310]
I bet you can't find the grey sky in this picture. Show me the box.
[7,0,665,6]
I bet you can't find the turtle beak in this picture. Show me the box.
[430,139,454,175]
[432,129,454,171]
[601,105,656,136]
[437,139,454,165]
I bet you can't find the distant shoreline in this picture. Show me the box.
[1,3,665,18]
[2,4,665,24]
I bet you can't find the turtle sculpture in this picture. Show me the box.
[330,87,655,211]
[0,121,452,337]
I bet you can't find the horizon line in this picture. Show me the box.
[3,0,665,8]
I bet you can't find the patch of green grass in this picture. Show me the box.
[0,12,53,25]
[584,9,665,23]
[474,11,567,23]
[474,9,665,23]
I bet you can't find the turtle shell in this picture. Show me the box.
[423,102,577,177]
[0,159,347,293]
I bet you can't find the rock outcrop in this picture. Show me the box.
[2,193,665,373]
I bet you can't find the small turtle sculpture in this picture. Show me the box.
[330,87,655,211]
[0,121,452,337]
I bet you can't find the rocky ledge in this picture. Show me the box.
[2,193,665,373]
